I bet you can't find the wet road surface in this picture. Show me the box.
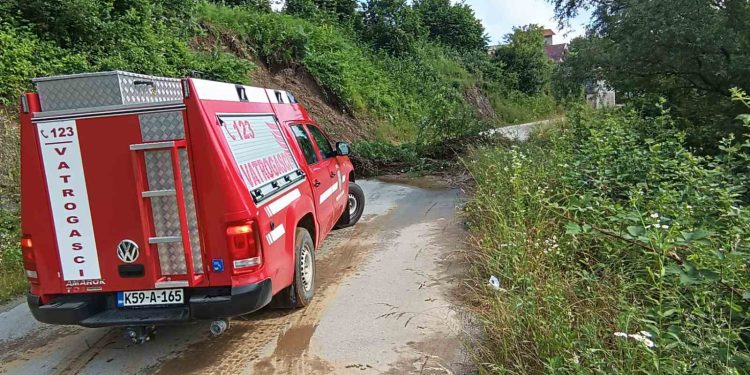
[0,179,471,374]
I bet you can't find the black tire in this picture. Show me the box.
[272,227,315,308]
[335,182,365,229]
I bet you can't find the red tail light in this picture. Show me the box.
[21,235,38,283]
[226,221,262,274]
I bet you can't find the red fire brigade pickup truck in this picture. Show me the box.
[18,71,365,341]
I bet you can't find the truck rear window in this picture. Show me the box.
[218,114,303,202]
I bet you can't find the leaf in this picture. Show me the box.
[679,270,699,285]
[743,290,750,300]
[660,309,677,318]
[627,225,645,237]
[564,222,581,236]
[698,269,720,282]
[737,114,750,125]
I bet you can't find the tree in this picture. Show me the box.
[551,0,750,142]
[209,0,271,12]
[286,0,357,20]
[493,25,552,95]
[412,0,487,51]
[359,0,424,55]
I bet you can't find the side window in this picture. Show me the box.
[291,125,318,165]
[308,125,335,159]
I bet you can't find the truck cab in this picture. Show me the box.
[18,71,365,337]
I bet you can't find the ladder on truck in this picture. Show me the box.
[130,140,205,288]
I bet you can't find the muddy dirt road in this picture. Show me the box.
[0,179,472,375]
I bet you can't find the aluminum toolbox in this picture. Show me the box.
[33,71,183,112]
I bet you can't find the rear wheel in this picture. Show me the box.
[335,182,365,229]
[273,227,315,308]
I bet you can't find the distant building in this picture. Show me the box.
[586,80,617,109]
[543,29,555,45]
[543,29,569,64]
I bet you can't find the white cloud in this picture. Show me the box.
[462,0,590,44]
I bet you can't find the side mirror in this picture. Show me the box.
[336,142,351,156]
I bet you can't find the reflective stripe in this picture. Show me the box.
[264,189,301,217]
[319,182,338,204]
[266,224,286,245]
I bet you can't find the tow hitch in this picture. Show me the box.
[125,326,157,344]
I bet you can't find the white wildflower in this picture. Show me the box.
[629,333,656,348]
[615,331,656,348]
[661,225,669,230]
[650,212,660,219]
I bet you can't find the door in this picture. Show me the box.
[289,125,337,234]
[306,124,346,221]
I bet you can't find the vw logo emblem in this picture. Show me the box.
[117,240,140,263]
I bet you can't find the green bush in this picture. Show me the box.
[0,24,89,105]
[465,103,750,373]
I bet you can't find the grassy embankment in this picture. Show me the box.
[464,102,750,373]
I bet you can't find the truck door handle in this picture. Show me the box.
[313,180,321,187]
[329,172,336,178]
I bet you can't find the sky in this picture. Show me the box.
[270,0,593,45]
[464,0,592,45]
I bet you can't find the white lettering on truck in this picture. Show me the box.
[219,115,299,191]
[37,120,101,281]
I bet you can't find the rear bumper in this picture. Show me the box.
[27,279,272,327]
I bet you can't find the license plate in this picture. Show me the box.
[117,288,184,307]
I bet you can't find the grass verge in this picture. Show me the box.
[463,106,750,373]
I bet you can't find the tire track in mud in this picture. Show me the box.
[153,210,394,375]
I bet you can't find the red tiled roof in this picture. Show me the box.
[544,43,568,63]
[543,29,556,37]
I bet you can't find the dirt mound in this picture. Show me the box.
[465,86,495,120]
[191,30,372,143]
[250,65,373,142]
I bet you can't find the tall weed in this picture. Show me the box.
[465,104,750,373]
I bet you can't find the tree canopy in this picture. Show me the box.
[412,0,487,51]
[551,0,750,142]
[359,0,424,55]
[493,25,553,96]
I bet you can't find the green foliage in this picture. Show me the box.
[412,0,487,51]
[0,23,90,105]
[465,103,750,373]
[286,0,357,22]
[494,24,553,95]
[553,0,750,146]
[490,91,559,125]
[0,110,21,303]
[0,208,22,303]
[209,0,271,11]
[359,0,425,55]
[198,4,509,145]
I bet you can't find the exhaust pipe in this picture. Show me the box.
[210,319,229,336]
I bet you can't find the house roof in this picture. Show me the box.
[544,43,568,63]
[543,29,556,37]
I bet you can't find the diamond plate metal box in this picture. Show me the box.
[33,71,182,112]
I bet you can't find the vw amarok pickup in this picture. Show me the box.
[18,71,365,340]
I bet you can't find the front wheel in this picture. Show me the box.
[335,182,365,229]
[272,227,315,308]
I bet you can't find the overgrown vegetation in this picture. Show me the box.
[466,96,750,373]
[551,0,750,148]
